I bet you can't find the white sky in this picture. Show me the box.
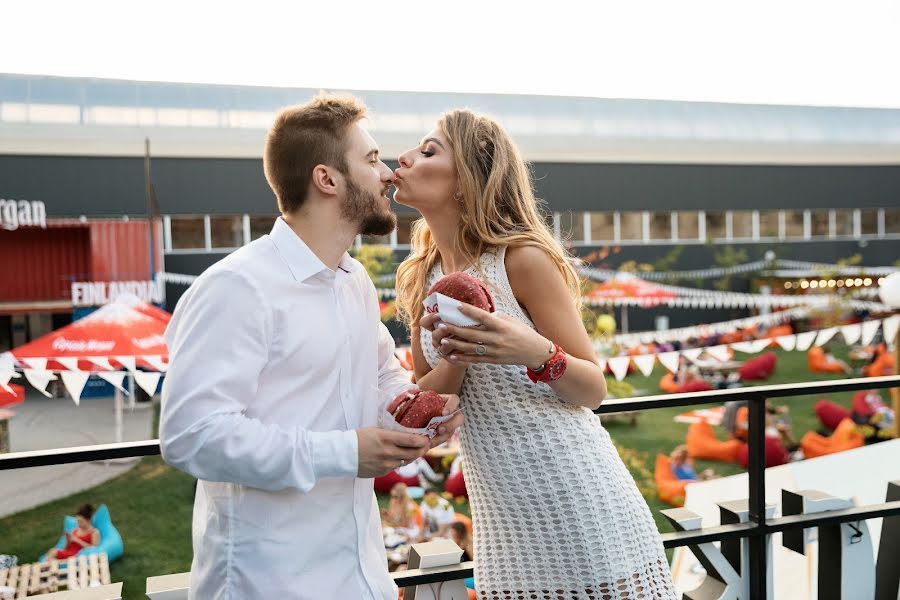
[4,0,900,108]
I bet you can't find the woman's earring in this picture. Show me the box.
[454,191,463,202]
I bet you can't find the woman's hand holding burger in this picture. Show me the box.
[435,304,554,370]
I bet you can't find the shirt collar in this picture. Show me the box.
[269,217,358,283]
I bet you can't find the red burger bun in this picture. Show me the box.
[387,389,446,429]
[427,272,495,312]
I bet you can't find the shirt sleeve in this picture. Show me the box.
[377,322,417,400]
[159,268,358,492]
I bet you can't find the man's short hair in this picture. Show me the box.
[264,94,368,213]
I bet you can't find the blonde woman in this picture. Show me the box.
[394,110,676,600]
[381,483,420,534]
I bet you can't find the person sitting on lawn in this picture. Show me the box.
[449,521,474,562]
[420,490,456,541]
[669,445,716,481]
[46,504,99,560]
[381,483,420,534]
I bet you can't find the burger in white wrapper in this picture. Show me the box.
[377,387,461,439]
[423,271,495,328]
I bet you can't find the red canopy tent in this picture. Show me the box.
[7,296,170,441]
[585,274,678,333]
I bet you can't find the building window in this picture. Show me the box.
[783,210,804,238]
[209,216,244,249]
[170,217,206,250]
[731,211,753,239]
[887,208,900,234]
[860,209,879,236]
[619,212,642,241]
[705,212,726,240]
[759,211,780,238]
[249,216,277,240]
[396,214,419,245]
[833,210,853,237]
[558,211,582,243]
[649,212,671,241]
[810,210,829,237]
[676,212,700,241]
[589,212,615,242]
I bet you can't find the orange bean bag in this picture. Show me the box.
[862,347,894,377]
[659,372,680,394]
[808,347,847,374]
[800,418,865,459]
[765,324,794,346]
[654,454,688,507]
[686,420,745,463]
[453,513,473,537]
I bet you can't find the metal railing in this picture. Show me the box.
[1,375,898,595]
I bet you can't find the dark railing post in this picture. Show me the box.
[747,394,768,599]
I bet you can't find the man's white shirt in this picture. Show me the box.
[160,217,414,599]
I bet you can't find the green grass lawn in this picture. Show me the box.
[0,345,877,598]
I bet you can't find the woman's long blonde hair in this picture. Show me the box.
[395,109,581,330]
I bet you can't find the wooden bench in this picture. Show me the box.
[0,553,111,598]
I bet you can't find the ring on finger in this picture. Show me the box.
[475,343,487,356]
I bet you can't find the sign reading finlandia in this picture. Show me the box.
[0,199,47,230]
[72,279,166,307]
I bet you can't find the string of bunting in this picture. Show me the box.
[596,314,899,381]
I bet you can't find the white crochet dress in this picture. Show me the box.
[420,247,676,600]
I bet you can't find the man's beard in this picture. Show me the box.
[342,178,397,237]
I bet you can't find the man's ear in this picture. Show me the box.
[311,164,340,197]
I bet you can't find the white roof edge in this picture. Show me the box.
[2,123,900,165]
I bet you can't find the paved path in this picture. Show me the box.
[0,391,155,518]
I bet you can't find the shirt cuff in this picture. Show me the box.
[309,429,359,480]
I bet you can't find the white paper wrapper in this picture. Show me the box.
[376,387,461,439]
[422,292,482,327]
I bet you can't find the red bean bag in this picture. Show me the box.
[686,420,745,463]
[815,399,851,431]
[801,418,864,459]
[374,471,419,494]
[737,435,790,468]
[739,352,778,381]
[678,380,714,393]
[445,470,468,499]
[654,454,688,507]
[851,390,882,419]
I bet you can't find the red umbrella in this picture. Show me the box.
[0,383,25,409]
[585,274,677,333]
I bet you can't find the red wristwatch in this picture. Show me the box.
[526,342,568,384]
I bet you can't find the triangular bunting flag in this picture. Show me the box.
[883,315,900,349]
[860,320,881,347]
[840,324,862,346]
[658,351,681,374]
[682,348,703,362]
[706,345,732,362]
[114,356,137,372]
[24,369,57,397]
[775,335,797,351]
[608,356,631,381]
[795,331,817,352]
[57,357,81,371]
[632,354,656,377]
[814,327,838,347]
[596,358,607,373]
[134,371,162,397]
[60,371,90,406]
[731,341,758,354]
[88,357,114,371]
[97,371,129,394]
[0,352,15,390]
[142,356,169,372]
[20,357,47,371]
